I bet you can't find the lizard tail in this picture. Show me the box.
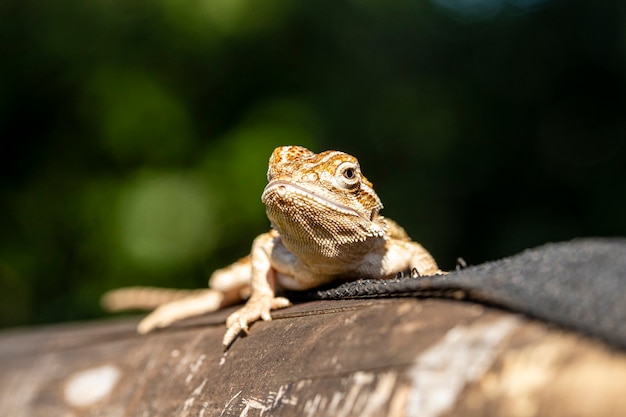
[101,287,213,312]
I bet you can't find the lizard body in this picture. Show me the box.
[102,146,441,348]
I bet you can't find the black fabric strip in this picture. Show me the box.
[287,238,626,350]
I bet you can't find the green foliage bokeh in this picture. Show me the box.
[1,0,624,327]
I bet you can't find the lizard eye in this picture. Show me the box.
[336,161,360,189]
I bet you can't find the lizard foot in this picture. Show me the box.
[223,296,291,349]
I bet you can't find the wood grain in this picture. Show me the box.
[1,299,624,417]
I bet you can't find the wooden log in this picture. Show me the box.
[1,298,625,417]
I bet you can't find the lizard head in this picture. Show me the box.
[262,146,387,248]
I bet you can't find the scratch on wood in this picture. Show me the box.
[220,391,242,417]
[220,384,300,416]
[268,384,297,408]
[359,372,397,417]
[182,378,207,416]
[336,372,374,417]
[326,391,345,416]
[303,393,326,417]
[198,401,209,417]
[241,396,267,415]
[186,354,206,383]
[218,371,398,417]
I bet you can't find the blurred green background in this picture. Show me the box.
[1,0,624,328]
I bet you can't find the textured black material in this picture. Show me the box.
[292,238,626,349]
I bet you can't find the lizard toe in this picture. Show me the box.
[137,312,169,334]
[223,296,292,348]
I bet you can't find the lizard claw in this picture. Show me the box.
[222,296,291,349]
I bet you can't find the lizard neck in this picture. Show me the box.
[268,206,387,274]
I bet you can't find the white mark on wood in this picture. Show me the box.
[335,372,374,417]
[182,378,207,415]
[220,384,299,416]
[218,371,397,416]
[406,317,519,417]
[359,372,397,417]
[241,396,267,416]
[198,401,209,417]
[220,390,242,417]
[219,352,228,366]
[171,349,180,358]
[190,354,207,373]
[303,393,324,417]
[64,364,121,407]
[268,384,294,409]
[326,391,345,416]
[186,354,206,383]
[303,371,396,417]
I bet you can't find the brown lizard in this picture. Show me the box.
[102,146,442,349]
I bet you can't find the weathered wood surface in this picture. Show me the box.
[1,298,625,417]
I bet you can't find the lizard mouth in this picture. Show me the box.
[262,180,360,217]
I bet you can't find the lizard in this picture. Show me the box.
[102,145,442,349]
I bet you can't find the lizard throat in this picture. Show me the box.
[262,181,361,217]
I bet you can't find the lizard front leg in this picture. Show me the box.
[378,238,442,277]
[223,231,291,349]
